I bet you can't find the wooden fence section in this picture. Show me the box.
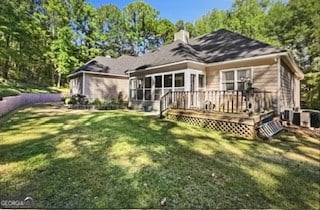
[160,90,273,117]
[0,93,63,117]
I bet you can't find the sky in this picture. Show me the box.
[86,0,234,23]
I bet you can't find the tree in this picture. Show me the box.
[175,20,185,31]
[123,1,160,55]
[194,10,228,36]
[266,0,320,109]
[156,19,175,44]
[46,26,78,87]
[96,4,125,57]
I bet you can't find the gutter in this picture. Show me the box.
[67,71,129,78]
[126,52,289,74]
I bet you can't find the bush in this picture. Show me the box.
[70,94,89,105]
[118,92,124,105]
[64,97,71,105]
[0,89,20,100]
[92,99,102,106]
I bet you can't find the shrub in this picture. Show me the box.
[0,89,20,100]
[92,99,102,106]
[118,92,124,105]
[70,94,89,105]
[64,97,71,105]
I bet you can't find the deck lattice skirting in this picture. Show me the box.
[165,109,270,139]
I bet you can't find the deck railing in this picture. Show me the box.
[160,90,273,117]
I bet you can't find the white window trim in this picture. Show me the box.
[220,67,254,91]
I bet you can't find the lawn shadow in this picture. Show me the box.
[0,106,319,209]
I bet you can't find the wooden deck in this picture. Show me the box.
[166,109,274,139]
[159,90,275,139]
[160,90,274,117]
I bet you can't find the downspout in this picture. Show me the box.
[82,72,86,95]
[277,56,281,115]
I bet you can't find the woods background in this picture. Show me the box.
[0,0,319,109]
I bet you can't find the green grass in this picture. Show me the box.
[0,105,319,209]
[0,79,68,99]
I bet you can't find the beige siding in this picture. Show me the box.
[206,57,277,91]
[253,64,278,92]
[293,77,300,108]
[70,76,83,95]
[280,63,295,111]
[84,74,129,102]
[206,68,220,90]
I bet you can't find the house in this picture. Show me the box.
[127,29,303,114]
[68,29,304,138]
[68,55,136,102]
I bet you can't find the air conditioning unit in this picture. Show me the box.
[283,109,293,123]
[292,112,301,126]
[300,112,311,128]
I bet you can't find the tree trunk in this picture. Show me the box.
[51,68,56,86]
[2,60,9,79]
[57,72,61,88]
[2,35,11,79]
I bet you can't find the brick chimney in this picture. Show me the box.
[174,30,189,43]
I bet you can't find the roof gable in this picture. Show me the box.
[190,29,285,63]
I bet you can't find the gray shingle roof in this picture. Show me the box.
[73,29,285,75]
[73,55,137,75]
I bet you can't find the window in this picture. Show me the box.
[155,76,162,88]
[199,75,204,89]
[155,76,162,100]
[145,77,151,88]
[130,79,137,100]
[237,69,251,90]
[137,78,143,100]
[144,77,151,100]
[222,71,235,90]
[174,73,184,87]
[222,69,251,90]
[164,74,172,87]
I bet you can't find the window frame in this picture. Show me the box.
[220,68,253,91]
[144,77,152,101]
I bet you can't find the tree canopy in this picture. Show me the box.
[0,0,319,108]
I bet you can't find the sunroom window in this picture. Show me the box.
[174,73,184,87]
[164,74,172,87]
[154,75,162,101]
[130,79,137,100]
[144,77,152,100]
[198,74,204,89]
[137,78,143,100]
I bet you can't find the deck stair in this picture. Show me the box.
[257,120,283,138]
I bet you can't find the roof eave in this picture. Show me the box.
[67,70,128,78]
[126,59,205,74]
[283,53,304,80]
[205,52,288,67]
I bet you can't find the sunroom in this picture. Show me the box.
[128,69,205,110]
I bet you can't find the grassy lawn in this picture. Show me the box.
[0,105,319,209]
[0,79,68,99]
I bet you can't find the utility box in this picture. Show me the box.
[292,112,301,126]
[283,110,293,124]
[300,112,311,128]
